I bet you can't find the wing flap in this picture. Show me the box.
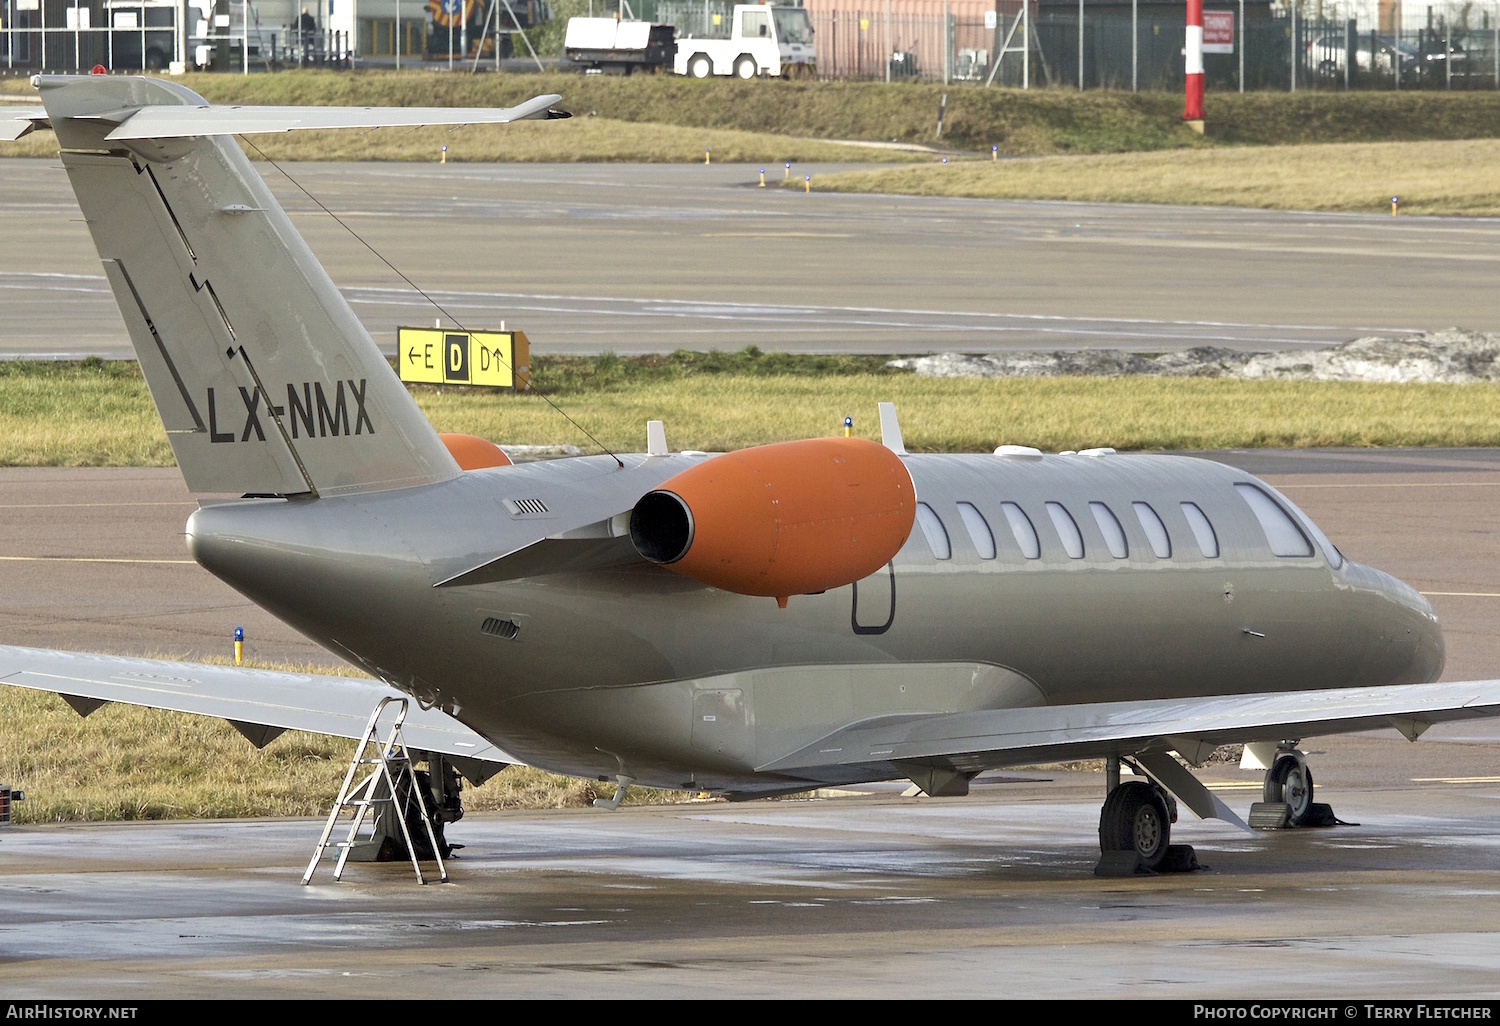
[105,94,567,139]
[758,678,1500,775]
[0,645,515,764]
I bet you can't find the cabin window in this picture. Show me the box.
[1132,502,1172,558]
[1277,491,1345,568]
[957,502,996,560]
[915,502,951,560]
[1234,484,1314,558]
[741,9,771,37]
[1180,502,1220,558]
[1090,502,1129,559]
[1045,502,1085,559]
[1000,502,1041,559]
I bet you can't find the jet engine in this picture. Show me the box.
[629,437,915,606]
[440,433,511,470]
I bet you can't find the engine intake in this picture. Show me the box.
[629,437,915,605]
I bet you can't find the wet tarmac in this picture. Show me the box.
[2,453,1500,996]
[2,744,1499,998]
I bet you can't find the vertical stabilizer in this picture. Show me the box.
[38,75,461,497]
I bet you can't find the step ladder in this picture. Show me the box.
[302,696,449,885]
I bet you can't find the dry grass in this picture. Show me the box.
[403,374,1500,453]
[10,361,1500,464]
[809,137,1500,215]
[13,71,1500,158]
[0,655,689,823]
[0,360,172,467]
[0,117,910,163]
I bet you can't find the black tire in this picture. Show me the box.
[688,53,712,78]
[1099,781,1172,870]
[733,54,757,79]
[1265,756,1315,826]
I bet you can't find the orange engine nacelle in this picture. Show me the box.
[629,437,915,605]
[440,433,512,470]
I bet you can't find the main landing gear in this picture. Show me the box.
[1096,756,1201,876]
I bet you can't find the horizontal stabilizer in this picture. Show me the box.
[104,94,569,139]
[760,678,1500,775]
[0,645,515,765]
[1,107,47,141]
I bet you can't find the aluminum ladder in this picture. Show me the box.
[302,696,449,885]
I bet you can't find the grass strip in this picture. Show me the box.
[6,355,1500,463]
[0,116,912,164]
[0,658,686,823]
[805,137,1500,215]
[10,72,1500,157]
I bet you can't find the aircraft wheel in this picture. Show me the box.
[688,53,713,78]
[1099,781,1171,870]
[734,55,758,79]
[1265,755,1315,826]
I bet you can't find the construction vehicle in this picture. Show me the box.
[673,3,814,79]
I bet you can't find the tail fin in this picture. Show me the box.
[36,76,559,497]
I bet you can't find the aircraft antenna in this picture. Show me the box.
[239,136,624,468]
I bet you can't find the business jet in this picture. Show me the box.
[3,74,1496,875]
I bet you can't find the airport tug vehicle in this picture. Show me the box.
[673,4,815,78]
[2,76,1497,879]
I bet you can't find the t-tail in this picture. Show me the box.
[30,75,565,498]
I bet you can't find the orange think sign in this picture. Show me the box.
[647,437,915,604]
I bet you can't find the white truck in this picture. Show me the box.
[673,4,814,79]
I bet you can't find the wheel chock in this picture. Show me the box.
[1159,843,1204,873]
[1095,850,1148,877]
[1094,843,1203,877]
[1302,802,1350,827]
[1250,801,1352,830]
[1249,801,1290,830]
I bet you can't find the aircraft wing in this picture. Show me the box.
[104,94,568,140]
[1,107,49,141]
[759,678,1500,776]
[0,644,515,766]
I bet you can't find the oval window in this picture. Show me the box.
[1045,502,1085,559]
[1234,484,1314,558]
[1001,502,1040,560]
[915,501,951,560]
[1090,502,1129,559]
[957,502,996,560]
[1132,502,1172,559]
[1180,502,1220,558]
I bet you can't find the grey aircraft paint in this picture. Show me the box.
[19,76,1488,841]
[183,448,1442,794]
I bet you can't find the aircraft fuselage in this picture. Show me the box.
[187,450,1443,795]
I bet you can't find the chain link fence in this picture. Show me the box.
[647,0,1500,89]
[8,0,1500,87]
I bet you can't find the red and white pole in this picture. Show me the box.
[1183,0,1206,132]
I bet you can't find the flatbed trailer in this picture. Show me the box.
[564,17,676,74]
